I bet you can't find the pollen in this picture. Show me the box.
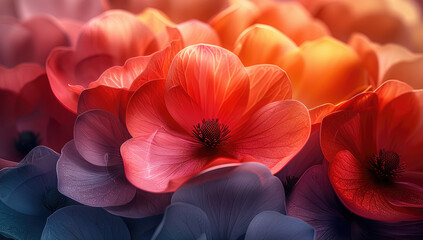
[368,150,405,184]
[192,119,231,148]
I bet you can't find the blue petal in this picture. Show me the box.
[0,200,45,240]
[172,163,285,240]
[0,146,58,215]
[245,211,315,240]
[41,206,130,240]
[123,214,164,240]
[152,202,212,240]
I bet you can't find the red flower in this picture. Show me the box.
[0,64,75,161]
[321,80,423,222]
[121,44,311,193]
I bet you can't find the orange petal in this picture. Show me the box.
[137,8,175,35]
[244,64,292,114]
[209,0,259,49]
[350,34,423,88]
[105,0,229,23]
[279,37,368,108]
[255,1,329,45]
[177,20,221,46]
[234,24,297,67]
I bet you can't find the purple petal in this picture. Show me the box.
[245,211,315,240]
[74,110,130,167]
[57,140,136,208]
[106,190,171,218]
[152,202,212,240]
[276,130,324,196]
[41,206,130,240]
[172,162,285,240]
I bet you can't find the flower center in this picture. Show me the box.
[14,131,41,155]
[192,119,230,148]
[282,176,300,197]
[368,150,405,184]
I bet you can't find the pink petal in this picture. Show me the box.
[231,100,310,174]
[121,129,208,193]
[0,16,69,67]
[16,0,104,21]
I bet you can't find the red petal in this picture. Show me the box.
[374,80,413,111]
[89,56,151,89]
[126,79,181,137]
[78,86,131,124]
[129,37,183,91]
[329,150,419,222]
[165,44,250,132]
[321,101,378,163]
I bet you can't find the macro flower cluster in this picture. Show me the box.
[1,0,423,239]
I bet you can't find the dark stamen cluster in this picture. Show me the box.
[15,131,41,155]
[192,119,230,148]
[368,149,405,183]
[282,176,300,197]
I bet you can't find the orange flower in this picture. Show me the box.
[210,0,329,49]
[300,0,423,52]
[234,24,368,108]
[350,34,423,89]
[103,0,231,23]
